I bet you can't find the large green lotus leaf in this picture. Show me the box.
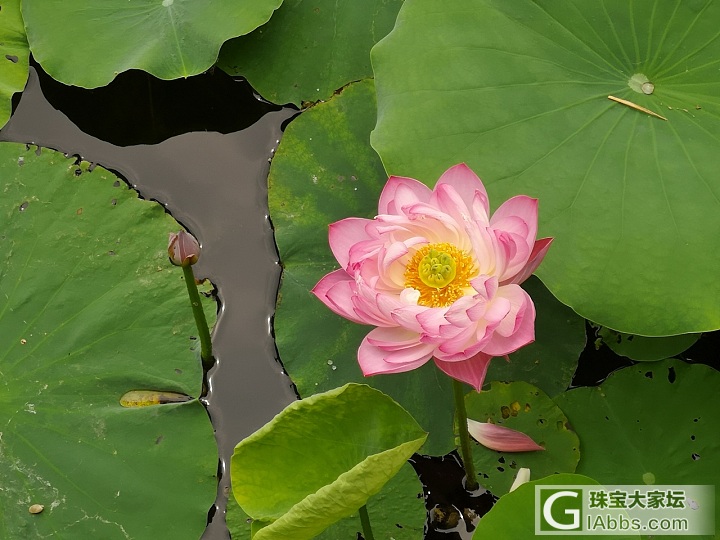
[21,0,283,88]
[486,276,585,397]
[594,325,700,361]
[465,381,580,495]
[0,143,217,537]
[227,459,425,540]
[472,474,639,539]
[217,0,403,106]
[231,383,427,540]
[0,0,29,129]
[555,359,720,530]
[371,0,720,336]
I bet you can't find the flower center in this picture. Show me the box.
[418,248,457,288]
[404,242,476,308]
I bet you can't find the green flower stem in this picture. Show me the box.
[182,264,213,370]
[452,378,479,491]
[359,504,375,540]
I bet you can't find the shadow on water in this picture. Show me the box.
[31,59,282,147]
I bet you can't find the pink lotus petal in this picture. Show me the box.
[328,218,375,269]
[502,237,553,285]
[404,202,467,243]
[350,286,397,327]
[468,225,498,275]
[490,195,538,246]
[491,214,530,239]
[379,176,432,215]
[436,325,489,360]
[493,229,531,281]
[431,183,474,230]
[436,163,489,216]
[416,306,453,335]
[466,419,545,452]
[311,270,368,325]
[437,319,476,343]
[433,352,493,391]
[445,296,482,327]
[482,295,513,327]
[483,285,535,356]
[470,275,498,301]
[358,330,433,375]
[472,191,490,225]
[374,242,410,290]
[492,284,530,337]
[366,326,425,351]
[347,241,382,272]
[390,304,426,333]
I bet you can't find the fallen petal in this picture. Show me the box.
[466,419,545,452]
[509,467,531,492]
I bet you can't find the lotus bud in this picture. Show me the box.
[168,230,200,267]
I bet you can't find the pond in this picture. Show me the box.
[3,2,720,539]
[5,62,720,540]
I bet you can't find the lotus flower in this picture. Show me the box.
[312,164,552,390]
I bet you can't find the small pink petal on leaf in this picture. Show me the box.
[466,419,545,452]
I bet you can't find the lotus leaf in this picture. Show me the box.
[0,142,217,538]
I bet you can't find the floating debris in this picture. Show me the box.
[29,504,44,514]
[120,390,192,408]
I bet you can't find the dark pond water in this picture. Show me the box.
[4,63,720,540]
